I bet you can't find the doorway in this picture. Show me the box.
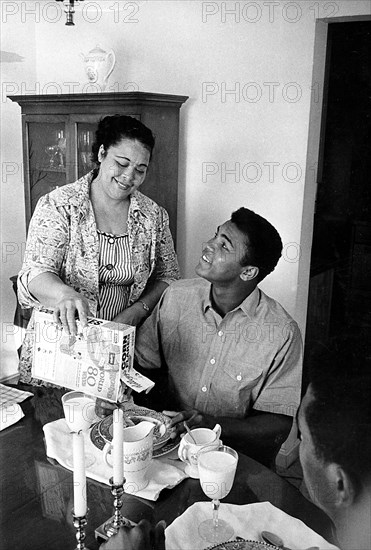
[304,20,371,381]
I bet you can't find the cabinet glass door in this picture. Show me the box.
[77,123,97,178]
[27,122,67,214]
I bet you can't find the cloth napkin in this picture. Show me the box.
[43,418,188,501]
[165,501,339,550]
[0,383,33,431]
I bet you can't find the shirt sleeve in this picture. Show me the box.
[152,207,180,285]
[252,321,303,417]
[17,194,69,309]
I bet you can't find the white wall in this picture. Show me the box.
[1,11,36,378]
[1,0,370,379]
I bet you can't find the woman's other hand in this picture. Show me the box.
[99,520,166,550]
[95,398,116,418]
[113,302,149,327]
[53,287,90,336]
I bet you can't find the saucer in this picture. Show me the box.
[207,540,279,550]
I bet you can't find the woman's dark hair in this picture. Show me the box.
[230,207,282,281]
[91,115,155,165]
[306,336,371,497]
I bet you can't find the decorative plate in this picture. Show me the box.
[152,437,180,458]
[97,408,171,450]
[90,421,105,451]
[206,540,279,550]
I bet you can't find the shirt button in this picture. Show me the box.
[201,386,207,392]
[210,358,216,365]
[106,264,114,270]
[236,375,242,381]
[108,238,115,244]
[218,330,223,337]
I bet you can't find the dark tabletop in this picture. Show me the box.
[0,386,335,550]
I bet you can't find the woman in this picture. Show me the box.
[18,115,180,385]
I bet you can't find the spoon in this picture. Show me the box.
[183,421,197,444]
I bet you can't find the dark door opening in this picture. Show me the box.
[304,21,371,376]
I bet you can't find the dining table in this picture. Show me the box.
[0,385,336,550]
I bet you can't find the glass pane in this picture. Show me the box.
[28,122,67,214]
[77,123,96,177]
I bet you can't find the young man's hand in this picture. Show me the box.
[95,398,116,418]
[163,409,213,439]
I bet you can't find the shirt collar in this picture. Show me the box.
[202,284,260,318]
[202,283,213,313]
[239,286,260,318]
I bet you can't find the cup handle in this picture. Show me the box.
[177,436,189,463]
[103,443,113,468]
[213,423,222,438]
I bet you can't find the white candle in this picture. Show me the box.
[113,408,124,485]
[73,431,87,517]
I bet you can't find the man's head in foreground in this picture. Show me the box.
[298,338,371,549]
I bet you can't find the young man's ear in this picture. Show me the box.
[240,266,259,282]
[327,464,356,509]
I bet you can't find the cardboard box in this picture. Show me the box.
[32,309,136,402]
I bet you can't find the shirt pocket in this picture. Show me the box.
[217,363,263,417]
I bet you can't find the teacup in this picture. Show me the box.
[61,391,97,432]
[178,425,222,478]
[103,420,154,492]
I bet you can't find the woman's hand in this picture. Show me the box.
[113,303,149,327]
[99,520,166,550]
[53,287,90,336]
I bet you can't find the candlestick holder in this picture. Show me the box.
[72,511,91,550]
[95,477,134,542]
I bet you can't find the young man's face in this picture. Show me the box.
[298,386,338,519]
[195,220,251,284]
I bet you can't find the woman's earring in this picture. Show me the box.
[98,146,105,162]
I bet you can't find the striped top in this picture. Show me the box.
[97,230,134,320]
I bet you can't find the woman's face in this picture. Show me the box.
[97,138,150,201]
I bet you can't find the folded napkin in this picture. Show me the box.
[43,418,188,501]
[165,501,339,550]
[0,383,33,431]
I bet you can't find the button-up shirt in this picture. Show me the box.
[135,279,302,418]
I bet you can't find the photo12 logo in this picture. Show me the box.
[201,2,340,24]
[202,161,303,184]
[202,81,321,104]
[2,81,140,102]
[1,1,140,24]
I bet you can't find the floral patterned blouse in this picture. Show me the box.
[17,171,180,384]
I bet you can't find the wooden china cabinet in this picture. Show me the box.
[10,91,188,238]
[9,91,188,329]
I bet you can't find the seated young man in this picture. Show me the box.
[98,208,302,466]
[101,338,371,550]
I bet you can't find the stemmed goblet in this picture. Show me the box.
[198,445,239,543]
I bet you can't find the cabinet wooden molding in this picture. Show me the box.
[9,92,188,240]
